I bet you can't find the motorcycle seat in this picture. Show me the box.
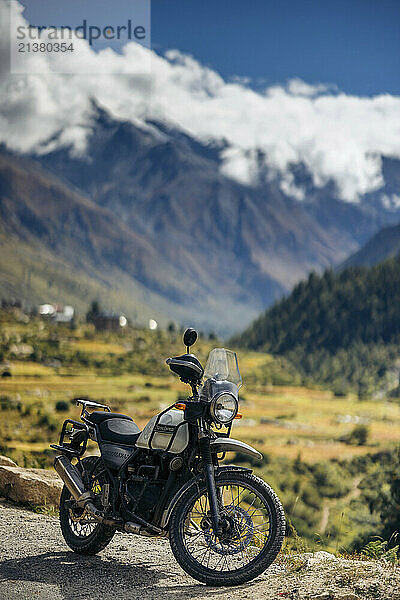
[86,411,132,425]
[87,412,141,445]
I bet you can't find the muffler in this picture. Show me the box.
[124,521,165,537]
[54,455,92,506]
[54,455,111,524]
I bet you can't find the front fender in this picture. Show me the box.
[210,437,263,460]
[159,465,251,529]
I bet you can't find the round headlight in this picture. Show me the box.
[210,393,238,424]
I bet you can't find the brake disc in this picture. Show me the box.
[203,505,254,555]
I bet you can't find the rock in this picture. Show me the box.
[0,455,17,467]
[307,593,360,600]
[307,551,339,567]
[314,551,339,561]
[0,466,62,507]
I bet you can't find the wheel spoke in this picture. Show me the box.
[181,480,272,574]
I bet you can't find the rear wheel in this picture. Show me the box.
[169,470,285,586]
[59,456,115,555]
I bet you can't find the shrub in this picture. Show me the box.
[37,413,57,432]
[0,395,12,410]
[301,485,321,510]
[389,386,400,399]
[55,400,69,412]
[361,538,399,563]
[312,462,351,498]
[333,384,348,397]
[137,395,151,403]
[348,424,369,446]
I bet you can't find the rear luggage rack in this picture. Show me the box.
[76,399,111,419]
[50,419,89,457]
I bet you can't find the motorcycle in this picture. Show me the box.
[51,328,285,586]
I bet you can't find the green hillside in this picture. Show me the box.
[232,257,400,395]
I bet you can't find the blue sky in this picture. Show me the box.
[20,0,400,96]
[152,0,400,96]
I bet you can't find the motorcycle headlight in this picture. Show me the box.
[210,392,238,424]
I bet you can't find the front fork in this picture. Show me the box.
[198,421,221,535]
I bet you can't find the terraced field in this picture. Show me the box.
[2,355,400,464]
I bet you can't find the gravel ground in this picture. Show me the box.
[0,502,399,600]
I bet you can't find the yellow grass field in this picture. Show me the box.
[2,353,400,464]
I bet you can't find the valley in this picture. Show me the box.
[1,310,399,553]
[2,103,400,335]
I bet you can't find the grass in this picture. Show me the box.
[232,386,400,462]
[0,497,59,517]
[8,361,55,377]
[71,340,128,354]
[2,353,400,463]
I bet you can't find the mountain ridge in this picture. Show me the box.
[339,222,400,269]
[1,104,400,334]
[0,152,206,328]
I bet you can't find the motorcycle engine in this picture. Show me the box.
[123,464,165,522]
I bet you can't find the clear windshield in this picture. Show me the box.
[203,348,242,388]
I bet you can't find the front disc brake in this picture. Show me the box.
[203,505,254,555]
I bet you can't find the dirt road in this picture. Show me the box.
[0,502,399,600]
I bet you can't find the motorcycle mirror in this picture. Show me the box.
[183,328,198,352]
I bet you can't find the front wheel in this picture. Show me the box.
[169,470,285,586]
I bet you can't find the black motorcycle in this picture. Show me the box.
[51,328,285,586]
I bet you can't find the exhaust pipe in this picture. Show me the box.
[54,455,111,524]
[125,521,165,537]
[54,455,92,506]
[124,521,143,534]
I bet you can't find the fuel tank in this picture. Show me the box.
[136,409,189,454]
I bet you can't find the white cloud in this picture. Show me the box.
[381,194,400,211]
[286,78,337,97]
[1,1,400,202]
[279,173,306,202]
[220,147,259,186]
